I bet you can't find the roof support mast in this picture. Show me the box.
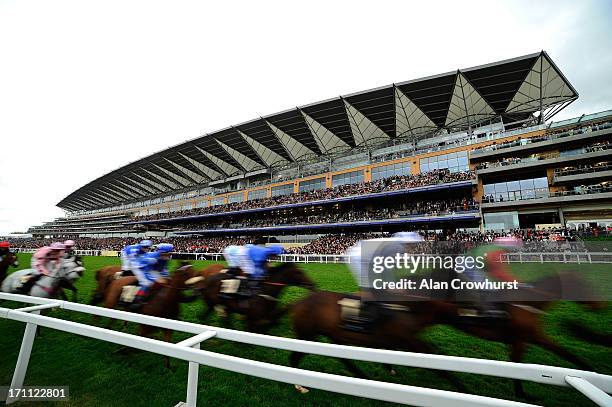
[539,54,544,124]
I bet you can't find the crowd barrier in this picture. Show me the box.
[1,293,611,406]
[11,250,612,264]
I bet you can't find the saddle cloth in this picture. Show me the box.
[120,286,139,303]
[220,278,241,294]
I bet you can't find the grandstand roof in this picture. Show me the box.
[58,51,577,211]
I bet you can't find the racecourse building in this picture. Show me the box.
[28,51,612,239]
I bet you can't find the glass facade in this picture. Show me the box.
[299,177,326,193]
[483,176,549,202]
[211,197,225,206]
[228,193,244,203]
[420,151,469,173]
[332,170,364,187]
[371,162,410,181]
[484,211,519,231]
[247,189,267,201]
[271,183,294,197]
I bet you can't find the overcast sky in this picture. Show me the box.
[1,0,611,235]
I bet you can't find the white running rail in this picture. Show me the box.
[0,293,611,406]
[11,249,612,264]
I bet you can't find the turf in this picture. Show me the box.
[0,254,610,407]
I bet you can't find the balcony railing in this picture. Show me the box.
[482,184,612,203]
[554,163,611,178]
[472,121,612,155]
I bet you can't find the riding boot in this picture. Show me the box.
[17,274,43,295]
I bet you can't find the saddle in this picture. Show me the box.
[338,294,413,333]
[338,295,379,333]
[219,276,252,299]
[454,303,510,330]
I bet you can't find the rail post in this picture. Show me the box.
[6,311,39,405]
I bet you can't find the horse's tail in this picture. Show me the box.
[565,320,612,347]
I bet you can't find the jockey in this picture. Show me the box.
[343,232,424,331]
[31,242,66,276]
[63,239,76,260]
[0,241,10,261]
[347,232,424,291]
[223,245,244,276]
[120,239,153,276]
[239,237,284,283]
[464,236,522,284]
[132,243,174,306]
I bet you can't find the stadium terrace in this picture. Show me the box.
[23,51,612,242]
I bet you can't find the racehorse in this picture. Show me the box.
[1,255,85,299]
[90,263,228,307]
[90,265,122,305]
[289,291,466,392]
[289,271,607,399]
[428,271,607,400]
[198,262,315,332]
[0,251,19,284]
[97,263,197,368]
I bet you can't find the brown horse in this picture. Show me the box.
[289,291,466,391]
[97,263,196,367]
[0,251,19,284]
[90,265,122,306]
[290,271,607,400]
[197,263,228,279]
[199,262,315,332]
[433,271,608,399]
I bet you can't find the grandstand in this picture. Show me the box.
[26,51,612,247]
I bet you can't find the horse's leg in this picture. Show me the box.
[533,331,593,371]
[163,329,172,370]
[339,359,368,379]
[383,364,397,376]
[200,298,215,321]
[510,341,531,400]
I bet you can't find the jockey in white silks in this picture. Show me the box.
[223,245,244,276]
[347,232,424,291]
[342,232,424,331]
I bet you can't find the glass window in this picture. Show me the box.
[483,176,549,203]
[228,193,244,203]
[372,162,410,181]
[419,151,469,173]
[211,197,225,206]
[507,181,521,191]
[520,179,534,190]
[484,211,519,230]
[533,177,549,188]
[247,189,267,201]
[299,177,326,193]
[332,170,364,187]
[271,183,294,197]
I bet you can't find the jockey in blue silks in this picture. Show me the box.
[239,238,284,282]
[120,239,153,276]
[132,243,174,304]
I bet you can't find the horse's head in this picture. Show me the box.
[9,252,19,268]
[171,263,196,288]
[59,255,85,283]
[269,262,316,290]
[1,251,18,268]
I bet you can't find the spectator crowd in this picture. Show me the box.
[7,226,606,255]
[134,169,475,223]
